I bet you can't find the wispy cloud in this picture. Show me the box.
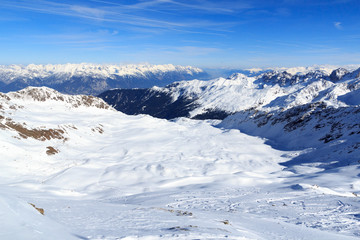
[334,21,343,30]
[125,0,253,14]
[1,0,107,21]
[69,5,106,19]
[132,0,233,13]
[1,0,244,33]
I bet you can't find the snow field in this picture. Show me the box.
[1,88,359,239]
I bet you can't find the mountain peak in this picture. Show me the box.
[227,73,248,80]
[329,68,349,82]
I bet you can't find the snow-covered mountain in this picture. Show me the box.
[0,63,208,95]
[1,86,360,239]
[99,67,360,189]
[99,67,360,119]
[205,64,360,79]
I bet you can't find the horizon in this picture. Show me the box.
[1,0,360,68]
[1,62,360,72]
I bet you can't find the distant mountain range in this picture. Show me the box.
[0,63,208,95]
[3,63,360,96]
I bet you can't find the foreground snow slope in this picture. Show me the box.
[1,87,359,239]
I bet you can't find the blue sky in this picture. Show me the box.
[0,0,359,68]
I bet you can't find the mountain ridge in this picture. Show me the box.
[0,63,208,95]
[99,67,360,120]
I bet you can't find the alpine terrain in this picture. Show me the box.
[0,66,360,239]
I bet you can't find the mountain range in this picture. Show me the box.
[99,67,360,119]
[0,63,208,95]
[3,63,358,97]
[1,65,360,239]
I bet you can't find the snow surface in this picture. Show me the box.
[1,88,360,239]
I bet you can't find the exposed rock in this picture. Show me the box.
[46,146,59,155]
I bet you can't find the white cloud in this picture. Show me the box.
[69,5,106,19]
[334,21,343,30]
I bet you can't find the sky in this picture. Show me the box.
[0,0,360,68]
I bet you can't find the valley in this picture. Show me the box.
[1,67,359,239]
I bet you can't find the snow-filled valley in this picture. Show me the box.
[1,86,360,239]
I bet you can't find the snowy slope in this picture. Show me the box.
[0,63,207,95]
[1,87,360,239]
